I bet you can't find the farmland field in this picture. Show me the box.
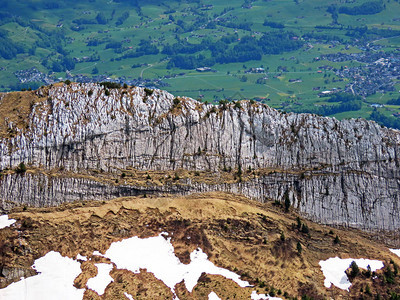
[1,0,400,123]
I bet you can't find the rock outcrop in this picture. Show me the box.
[1,83,399,232]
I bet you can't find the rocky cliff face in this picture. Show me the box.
[1,83,400,232]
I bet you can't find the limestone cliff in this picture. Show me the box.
[1,83,399,232]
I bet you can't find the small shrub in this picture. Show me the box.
[88,90,93,97]
[173,97,180,106]
[234,101,242,109]
[16,162,27,174]
[100,82,121,89]
[121,172,126,178]
[365,284,372,295]
[144,88,153,96]
[237,165,242,176]
[334,235,340,244]
[269,287,276,297]
[296,217,302,229]
[350,261,360,278]
[284,191,290,212]
[104,89,110,96]
[146,174,151,180]
[123,83,128,89]
[297,241,302,254]
[364,265,372,278]
[301,223,309,234]
[219,99,229,110]
[384,265,395,284]
[64,79,71,85]
[280,232,285,241]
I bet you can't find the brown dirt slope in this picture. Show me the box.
[1,192,400,299]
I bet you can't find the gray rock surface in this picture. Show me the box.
[1,83,399,232]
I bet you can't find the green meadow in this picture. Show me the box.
[1,0,400,121]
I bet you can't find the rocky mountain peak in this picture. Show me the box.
[0,83,400,236]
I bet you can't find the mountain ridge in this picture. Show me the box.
[1,82,400,237]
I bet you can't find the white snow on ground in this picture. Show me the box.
[86,263,114,295]
[319,257,384,291]
[0,215,16,229]
[103,234,250,295]
[0,233,250,299]
[76,254,87,261]
[389,249,400,258]
[124,292,134,300]
[251,291,283,300]
[185,248,249,291]
[208,291,221,300]
[0,251,84,300]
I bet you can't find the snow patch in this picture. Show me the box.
[76,254,87,261]
[251,291,283,299]
[0,215,16,229]
[86,263,114,295]
[0,233,249,299]
[208,291,221,300]
[104,234,250,296]
[389,249,400,258]
[124,292,134,300]
[0,251,84,300]
[319,257,384,291]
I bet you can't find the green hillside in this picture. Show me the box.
[1,0,400,123]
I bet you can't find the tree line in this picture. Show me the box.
[288,93,362,116]
[166,31,303,69]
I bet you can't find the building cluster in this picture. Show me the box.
[13,67,169,90]
[321,51,400,97]
[14,68,55,85]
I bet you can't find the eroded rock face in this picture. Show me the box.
[1,83,400,232]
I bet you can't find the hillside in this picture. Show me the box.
[1,192,400,299]
[1,83,400,237]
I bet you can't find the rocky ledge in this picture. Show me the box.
[0,83,399,234]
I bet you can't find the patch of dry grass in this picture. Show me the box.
[1,192,399,299]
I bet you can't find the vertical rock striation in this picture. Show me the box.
[1,83,399,232]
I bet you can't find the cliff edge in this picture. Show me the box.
[1,83,399,233]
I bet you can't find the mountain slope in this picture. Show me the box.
[1,83,400,235]
[1,192,400,299]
